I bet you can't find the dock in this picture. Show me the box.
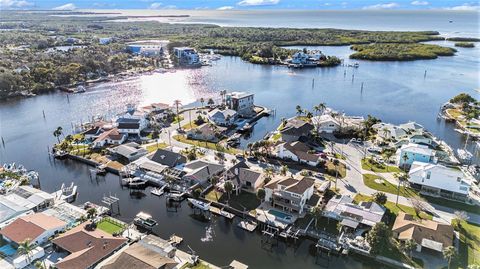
[238,220,257,232]
[209,206,235,220]
[229,260,249,269]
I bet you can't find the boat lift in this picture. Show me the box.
[102,193,120,216]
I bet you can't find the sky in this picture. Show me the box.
[0,0,479,11]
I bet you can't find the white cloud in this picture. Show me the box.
[237,0,280,7]
[411,1,429,6]
[445,3,479,11]
[363,2,399,9]
[0,0,33,8]
[149,2,163,9]
[217,6,234,10]
[53,3,77,10]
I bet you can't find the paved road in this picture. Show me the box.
[330,141,480,225]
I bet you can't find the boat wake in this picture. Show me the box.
[200,224,214,242]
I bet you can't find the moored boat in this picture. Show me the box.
[188,198,210,211]
[133,212,157,229]
[151,185,166,196]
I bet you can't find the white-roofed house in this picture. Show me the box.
[372,123,407,141]
[207,108,237,126]
[311,114,340,133]
[408,161,471,202]
[396,143,436,169]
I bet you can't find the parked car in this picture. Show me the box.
[367,147,381,153]
[235,154,245,160]
[247,156,258,162]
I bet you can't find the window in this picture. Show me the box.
[426,172,431,179]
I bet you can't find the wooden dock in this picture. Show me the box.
[238,220,257,232]
[210,206,235,220]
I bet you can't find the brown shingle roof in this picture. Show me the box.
[101,243,177,269]
[0,218,45,244]
[283,141,319,162]
[393,212,454,249]
[52,222,127,269]
[286,177,315,195]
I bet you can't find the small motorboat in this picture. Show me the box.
[124,177,148,188]
[74,85,86,93]
[53,150,68,159]
[151,185,166,196]
[188,198,210,211]
[91,164,107,176]
[133,212,157,229]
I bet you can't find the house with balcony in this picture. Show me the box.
[223,161,264,194]
[173,47,200,67]
[207,108,238,126]
[279,118,314,143]
[226,92,255,117]
[264,176,315,214]
[396,143,436,168]
[408,161,471,201]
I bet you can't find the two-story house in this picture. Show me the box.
[264,176,315,214]
[396,143,436,169]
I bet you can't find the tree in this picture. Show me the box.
[372,192,387,205]
[402,152,409,172]
[192,188,202,199]
[263,167,274,183]
[257,188,266,202]
[383,150,394,164]
[453,210,469,228]
[403,239,417,258]
[173,100,182,130]
[443,246,456,269]
[199,97,204,108]
[394,172,408,205]
[207,98,214,107]
[87,207,97,220]
[279,165,288,176]
[310,206,323,228]
[210,176,220,201]
[53,126,63,144]
[18,239,34,265]
[332,159,340,190]
[366,222,391,254]
[295,105,303,116]
[224,181,233,200]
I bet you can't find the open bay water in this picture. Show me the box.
[0,10,479,268]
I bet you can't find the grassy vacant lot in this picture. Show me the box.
[206,189,260,211]
[361,158,401,173]
[423,195,480,214]
[325,160,347,178]
[354,194,432,221]
[145,142,168,153]
[173,135,240,154]
[350,43,456,61]
[454,220,480,267]
[97,218,125,235]
[205,189,224,202]
[363,174,417,198]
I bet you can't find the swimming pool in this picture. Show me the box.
[268,209,293,221]
[0,244,17,256]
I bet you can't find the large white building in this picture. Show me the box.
[226,92,255,116]
[173,47,200,66]
[408,161,471,201]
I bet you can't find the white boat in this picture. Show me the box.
[134,212,157,229]
[166,191,185,201]
[123,177,147,188]
[74,85,86,93]
[457,148,473,162]
[188,198,210,211]
[151,185,166,196]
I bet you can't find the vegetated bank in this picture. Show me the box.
[454,42,475,48]
[349,43,457,61]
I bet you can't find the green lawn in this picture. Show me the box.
[325,160,347,179]
[363,174,418,198]
[180,261,211,269]
[145,142,168,153]
[205,189,224,202]
[173,135,241,155]
[354,194,432,221]
[361,158,402,173]
[182,121,202,131]
[226,191,261,211]
[97,218,125,235]
[422,195,480,214]
[172,115,184,124]
[454,220,480,267]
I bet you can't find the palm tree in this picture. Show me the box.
[310,206,323,228]
[403,239,417,258]
[318,102,327,115]
[313,105,320,116]
[18,239,34,265]
[263,167,274,183]
[173,100,182,130]
[87,207,97,220]
[199,97,205,108]
[53,126,63,144]
[382,127,390,140]
[394,172,408,205]
[257,188,266,202]
[372,192,387,205]
[224,181,233,200]
[402,152,409,172]
[207,98,215,107]
[295,105,303,116]
[443,246,457,269]
[333,159,340,190]
[279,165,288,176]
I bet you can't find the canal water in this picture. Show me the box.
[0,40,479,269]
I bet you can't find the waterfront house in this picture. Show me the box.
[226,92,255,117]
[399,122,424,134]
[0,213,66,247]
[116,118,147,136]
[276,141,320,166]
[186,123,227,143]
[311,114,341,133]
[173,47,200,66]
[207,108,238,126]
[12,185,55,212]
[93,128,127,148]
[396,143,436,168]
[52,222,127,269]
[127,40,169,57]
[372,123,407,141]
[393,212,454,254]
[323,195,386,229]
[183,160,225,187]
[100,234,178,269]
[150,149,186,168]
[223,161,264,194]
[264,176,315,214]
[408,134,435,147]
[408,161,471,201]
[109,142,148,162]
[0,196,32,227]
[279,118,314,142]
